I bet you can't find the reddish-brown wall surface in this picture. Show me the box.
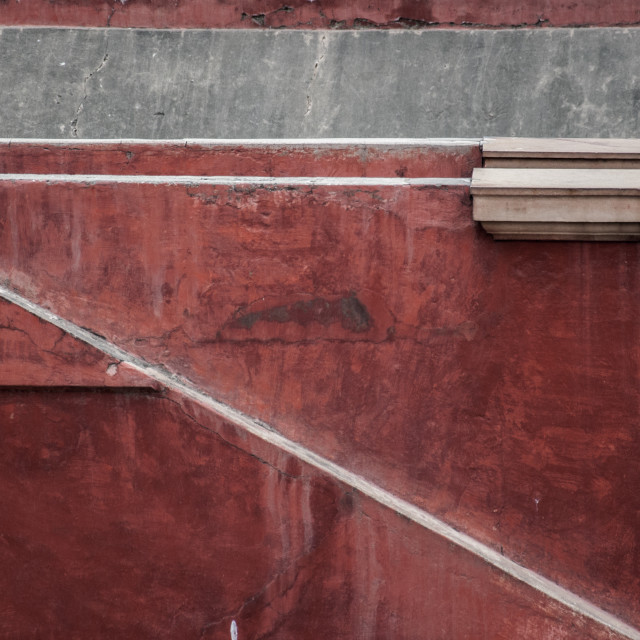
[0,387,626,639]
[0,285,622,638]
[2,0,640,28]
[0,141,480,178]
[0,298,156,388]
[1,141,639,634]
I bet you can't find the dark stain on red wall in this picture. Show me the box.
[229,295,371,334]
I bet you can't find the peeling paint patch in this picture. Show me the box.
[106,362,118,376]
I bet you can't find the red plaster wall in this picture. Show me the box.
[0,388,628,639]
[0,141,480,178]
[1,158,639,631]
[0,298,155,388]
[2,0,640,28]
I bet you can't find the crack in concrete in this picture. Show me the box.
[304,34,327,118]
[70,38,110,138]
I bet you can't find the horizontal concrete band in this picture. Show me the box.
[1,281,639,640]
[2,27,640,139]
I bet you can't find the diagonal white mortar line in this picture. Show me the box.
[0,282,638,640]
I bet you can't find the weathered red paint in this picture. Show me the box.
[0,297,155,388]
[2,0,640,28]
[0,141,480,178]
[1,173,639,628]
[0,384,629,638]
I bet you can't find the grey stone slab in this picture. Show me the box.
[1,27,639,138]
[0,28,109,137]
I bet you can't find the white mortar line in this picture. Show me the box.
[0,283,637,640]
[0,174,470,187]
[0,137,481,147]
[3,25,617,33]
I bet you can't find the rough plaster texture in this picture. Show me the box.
[0,140,482,177]
[0,386,630,639]
[3,173,640,629]
[1,27,639,138]
[0,292,636,639]
[4,0,640,29]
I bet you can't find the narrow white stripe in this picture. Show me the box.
[0,283,637,640]
[2,25,601,33]
[0,174,470,187]
[0,137,481,147]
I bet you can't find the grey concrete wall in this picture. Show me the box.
[1,27,639,139]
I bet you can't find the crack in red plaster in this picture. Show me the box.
[106,5,116,26]
[263,16,640,29]
[128,319,478,347]
[0,322,67,359]
[225,13,640,29]
[162,394,301,481]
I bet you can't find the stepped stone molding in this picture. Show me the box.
[483,137,640,168]
[472,169,640,240]
[473,138,640,240]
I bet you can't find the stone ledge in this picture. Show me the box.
[471,167,640,241]
[483,138,640,169]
